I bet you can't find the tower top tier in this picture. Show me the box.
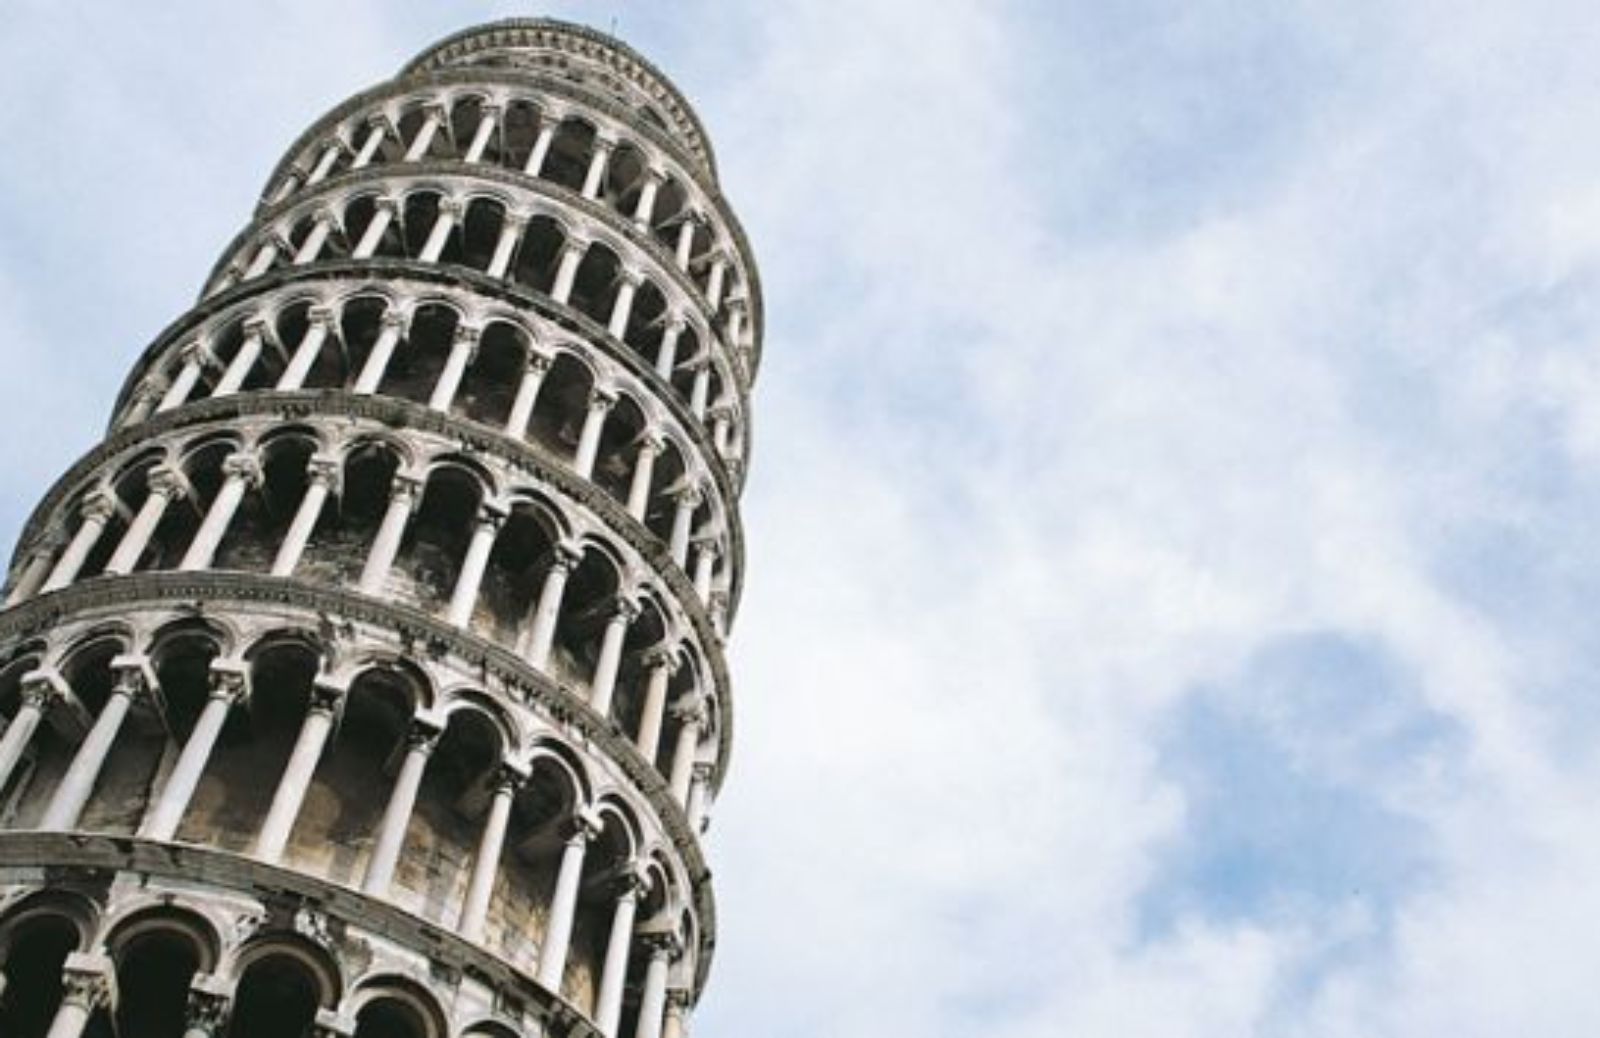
[401,18,719,181]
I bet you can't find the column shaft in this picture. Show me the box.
[271,470,333,577]
[0,693,49,793]
[525,122,558,176]
[140,681,238,840]
[428,329,477,411]
[43,510,112,591]
[361,727,435,896]
[254,693,338,862]
[589,607,633,718]
[594,890,639,1037]
[504,357,549,439]
[359,479,418,593]
[40,680,137,830]
[277,319,330,390]
[668,718,703,805]
[523,555,573,668]
[626,440,660,520]
[535,830,590,989]
[352,317,404,394]
[634,659,672,762]
[212,329,264,395]
[457,778,516,942]
[447,512,502,626]
[633,948,672,1038]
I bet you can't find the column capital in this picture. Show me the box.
[403,716,444,755]
[475,500,510,530]
[525,348,555,375]
[609,594,643,625]
[691,536,723,561]
[306,304,337,328]
[617,266,647,288]
[419,100,449,121]
[490,760,529,797]
[185,974,234,1036]
[664,311,689,335]
[207,660,251,705]
[311,206,342,228]
[592,132,619,153]
[79,488,121,523]
[588,385,620,412]
[638,430,667,457]
[563,234,592,257]
[503,208,533,231]
[362,111,391,132]
[147,463,190,500]
[642,930,684,961]
[19,667,68,710]
[379,307,411,332]
[690,761,715,783]
[437,196,466,218]
[389,471,425,509]
[453,321,484,346]
[567,805,604,844]
[110,653,158,701]
[669,696,707,729]
[241,314,270,338]
[59,952,115,1011]
[666,988,693,1012]
[550,541,585,573]
[305,454,342,489]
[643,643,681,673]
[372,194,403,216]
[222,451,264,486]
[312,1008,358,1038]
[308,677,347,715]
[476,100,505,120]
[672,484,703,509]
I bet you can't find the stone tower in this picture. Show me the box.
[0,18,758,1038]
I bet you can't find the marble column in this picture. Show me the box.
[551,238,589,303]
[361,718,442,896]
[632,936,679,1038]
[654,316,685,379]
[352,310,408,394]
[351,117,388,169]
[504,352,551,439]
[582,135,616,199]
[594,873,643,1037]
[535,811,599,989]
[403,104,446,161]
[573,387,617,479]
[352,197,400,259]
[139,663,247,841]
[486,211,530,278]
[427,323,481,411]
[633,648,676,764]
[253,680,344,863]
[276,307,334,390]
[0,672,61,792]
[626,434,664,520]
[212,319,266,396]
[178,452,262,571]
[608,271,642,339]
[358,474,422,594]
[457,764,524,943]
[292,208,339,264]
[104,465,186,575]
[43,954,112,1038]
[522,546,579,668]
[40,657,151,830]
[668,487,700,568]
[633,169,665,228]
[589,597,640,718]
[158,343,212,412]
[666,701,705,806]
[270,456,340,577]
[463,104,501,163]
[524,119,559,176]
[446,503,507,627]
[419,198,464,263]
[42,491,119,591]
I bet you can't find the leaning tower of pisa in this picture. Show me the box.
[0,18,758,1038]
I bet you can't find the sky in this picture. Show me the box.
[3,2,1600,1035]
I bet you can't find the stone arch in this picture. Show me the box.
[103,903,221,1038]
[380,300,463,405]
[551,538,626,688]
[568,239,622,328]
[224,932,343,1038]
[348,974,449,1038]
[525,350,596,461]
[479,493,565,646]
[456,318,529,428]
[543,116,597,192]
[591,390,649,504]
[0,890,99,1038]
[511,212,566,294]
[396,458,491,614]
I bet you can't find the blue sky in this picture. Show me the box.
[5,2,1600,1035]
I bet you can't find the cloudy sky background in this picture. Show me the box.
[4,2,1600,1034]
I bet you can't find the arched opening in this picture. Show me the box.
[177,634,318,852]
[0,912,81,1038]
[609,598,668,732]
[568,242,621,328]
[480,500,560,645]
[591,394,648,505]
[151,438,234,572]
[500,99,543,170]
[395,464,485,614]
[456,321,524,429]
[448,96,488,162]
[644,443,688,544]
[9,635,121,828]
[494,747,585,974]
[650,180,690,249]
[550,545,623,689]
[400,192,443,260]
[112,928,202,1038]
[624,280,668,359]
[510,215,565,296]
[380,302,458,405]
[393,705,505,920]
[543,119,596,193]
[601,141,648,216]
[291,664,420,886]
[525,353,594,463]
[0,646,45,804]
[299,440,402,586]
[225,948,325,1038]
[459,198,506,273]
[213,431,315,573]
[338,296,391,389]
[568,807,637,1012]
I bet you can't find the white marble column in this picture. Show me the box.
[522,546,580,667]
[582,135,616,199]
[504,352,551,439]
[608,270,643,339]
[42,492,119,592]
[276,307,334,390]
[253,680,343,863]
[40,656,151,830]
[705,255,728,312]
[551,237,589,303]
[446,502,507,627]
[292,208,339,265]
[632,936,678,1038]
[691,540,719,603]
[104,465,186,575]
[535,811,599,989]
[5,548,55,604]
[270,170,304,205]
[427,323,480,411]
[674,217,698,271]
[457,764,523,943]
[633,169,665,228]
[419,198,463,263]
[305,139,347,185]
[139,663,247,841]
[662,991,690,1038]
[245,233,287,278]
[726,300,747,348]
[709,408,733,455]
[594,874,643,1038]
[404,103,446,161]
[212,319,266,396]
[654,316,685,379]
[464,103,501,163]
[358,474,422,594]
[43,954,113,1038]
[178,452,262,571]
[686,762,713,832]
[0,673,60,792]
[271,456,340,577]
[626,434,664,521]
[688,363,711,420]
[122,385,161,426]
[666,702,705,806]
[158,342,212,412]
[589,598,640,718]
[352,197,400,259]
[182,976,233,1038]
[352,310,408,394]
[573,387,617,479]
[634,648,676,762]
[524,119,560,176]
[361,718,441,896]
[351,117,388,169]
[668,487,700,568]
[486,211,530,278]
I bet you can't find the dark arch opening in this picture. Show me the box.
[0,914,78,1038]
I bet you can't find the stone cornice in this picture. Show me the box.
[0,831,710,1019]
[0,574,719,991]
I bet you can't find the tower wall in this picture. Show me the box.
[0,19,759,1038]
